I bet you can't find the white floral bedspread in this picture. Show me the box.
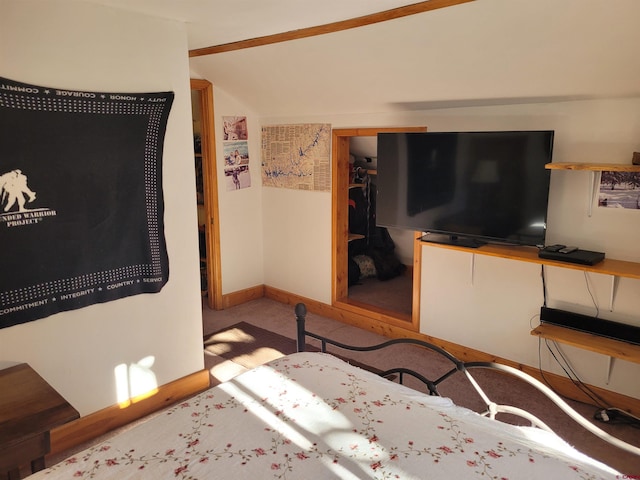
[30,352,619,479]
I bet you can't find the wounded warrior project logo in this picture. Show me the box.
[0,76,172,328]
[0,169,56,227]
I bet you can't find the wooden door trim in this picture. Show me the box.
[331,126,427,331]
[191,79,223,310]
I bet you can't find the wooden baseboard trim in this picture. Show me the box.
[263,285,640,417]
[222,284,265,309]
[49,369,210,457]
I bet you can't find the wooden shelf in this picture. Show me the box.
[348,233,365,242]
[546,162,640,216]
[531,324,640,364]
[353,168,377,175]
[546,162,640,172]
[351,169,377,187]
[420,242,640,280]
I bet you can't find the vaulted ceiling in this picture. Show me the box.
[82,0,640,117]
[80,0,424,49]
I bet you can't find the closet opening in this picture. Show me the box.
[331,127,426,331]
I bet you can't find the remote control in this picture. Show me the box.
[544,244,565,252]
[559,246,578,254]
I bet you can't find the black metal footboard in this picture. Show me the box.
[293,303,640,457]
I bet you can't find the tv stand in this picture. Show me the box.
[418,239,640,378]
[420,233,486,249]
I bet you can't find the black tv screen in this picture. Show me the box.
[376,131,554,247]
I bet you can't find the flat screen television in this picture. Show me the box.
[376,130,554,248]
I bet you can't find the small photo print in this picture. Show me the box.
[223,141,248,167]
[223,116,248,141]
[223,141,251,191]
[224,165,251,191]
[598,171,640,209]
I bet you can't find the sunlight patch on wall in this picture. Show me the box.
[115,356,158,408]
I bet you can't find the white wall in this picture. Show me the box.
[0,0,204,415]
[249,97,640,399]
[262,188,332,303]
[201,86,328,301]
[206,88,265,294]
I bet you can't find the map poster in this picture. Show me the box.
[261,123,331,191]
[0,76,173,329]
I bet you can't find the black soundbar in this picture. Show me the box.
[540,307,640,345]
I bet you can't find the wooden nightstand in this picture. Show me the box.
[0,363,79,479]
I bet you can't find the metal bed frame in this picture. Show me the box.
[293,303,640,456]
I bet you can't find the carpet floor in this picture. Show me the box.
[204,321,314,369]
[348,273,413,316]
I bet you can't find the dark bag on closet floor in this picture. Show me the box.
[348,256,361,286]
[368,248,405,281]
[368,227,405,280]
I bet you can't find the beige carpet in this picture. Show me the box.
[204,321,316,369]
[204,322,395,381]
[348,273,413,316]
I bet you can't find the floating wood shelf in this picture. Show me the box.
[421,242,640,280]
[546,162,640,172]
[546,162,640,216]
[421,241,640,312]
[531,323,640,365]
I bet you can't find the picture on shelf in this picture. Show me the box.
[598,171,640,209]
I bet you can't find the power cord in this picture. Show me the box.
[538,337,640,429]
[594,407,640,428]
[539,338,608,408]
[540,264,547,308]
[537,265,637,426]
[583,270,600,319]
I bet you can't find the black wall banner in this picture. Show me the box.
[0,77,174,329]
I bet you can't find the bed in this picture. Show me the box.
[27,304,639,479]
